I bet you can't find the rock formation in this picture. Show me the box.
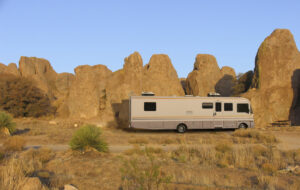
[215,66,236,96]
[221,66,236,78]
[244,29,300,126]
[105,52,143,126]
[232,71,253,95]
[142,54,185,96]
[186,54,222,96]
[0,63,19,76]
[19,56,58,99]
[66,65,112,119]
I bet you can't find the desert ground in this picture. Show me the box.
[1,118,300,190]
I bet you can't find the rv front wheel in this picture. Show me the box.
[177,124,187,133]
[239,123,248,129]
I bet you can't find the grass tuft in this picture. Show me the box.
[0,111,16,134]
[69,124,108,152]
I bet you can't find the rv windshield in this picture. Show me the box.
[250,105,253,114]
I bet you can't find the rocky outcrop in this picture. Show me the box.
[221,66,236,78]
[233,71,253,95]
[19,57,58,99]
[186,54,222,96]
[23,177,46,190]
[66,65,112,119]
[0,63,19,76]
[244,29,300,126]
[105,52,143,125]
[215,66,237,97]
[142,54,185,96]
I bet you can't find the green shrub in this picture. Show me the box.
[69,125,108,152]
[0,74,54,117]
[0,111,16,134]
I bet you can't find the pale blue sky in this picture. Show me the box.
[0,0,299,77]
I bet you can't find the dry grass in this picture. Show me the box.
[3,136,26,151]
[233,129,278,144]
[0,154,48,190]
[128,137,149,145]
[121,148,172,190]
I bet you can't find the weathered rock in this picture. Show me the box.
[19,56,58,99]
[180,78,187,95]
[56,73,75,96]
[245,29,300,126]
[67,65,112,119]
[215,66,237,96]
[105,52,143,126]
[142,54,185,96]
[0,63,19,76]
[64,184,78,190]
[221,66,236,78]
[23,177,45,190]
[186,54,222,96]
[232,71,254,95]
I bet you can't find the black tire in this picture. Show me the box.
[177,124,187,133]
[239,123,248,129]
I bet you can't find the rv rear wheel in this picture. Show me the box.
[239,123,248,129]
[177,124,187,133]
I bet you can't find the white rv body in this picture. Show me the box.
[129,96,254,131]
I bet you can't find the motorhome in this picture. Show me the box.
[129,92,254,133]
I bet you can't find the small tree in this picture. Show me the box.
[0,111,16,134]
[69,125,108,152]
[0,74,55,117]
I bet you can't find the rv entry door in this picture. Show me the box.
[213,102,223,128]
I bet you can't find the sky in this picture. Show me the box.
[0,0,299,78]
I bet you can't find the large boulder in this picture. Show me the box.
[186,54,222,96]
[142,54,185,96]
[0,63,19,76]
[23,177,45,190]
[67,65,112,119]
[232,71,253,96]
[244,29,300,126]
[105,52,143,126]
[19,56,58,99]
[221,66,236,78]
[215,66,237,96]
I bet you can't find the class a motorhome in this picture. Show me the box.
[129,92,254,133]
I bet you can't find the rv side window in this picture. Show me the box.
[202,102,213,109]
[144,102,156,111]
[216,102,221,112]
[224,103,233,111]
[237,103,249,113]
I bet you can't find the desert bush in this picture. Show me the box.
[69,125,108,152]
[233,129,278,144]
[0,111,15,134]
[0,74,54,117]
[3,136,26,151]
[121,149,172,190]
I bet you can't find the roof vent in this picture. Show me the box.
[207,92,221,97]
[141,92,155,96]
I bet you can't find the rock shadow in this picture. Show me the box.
[289,69,300,126]
[215,74,235,97]
[111,99,130,129]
